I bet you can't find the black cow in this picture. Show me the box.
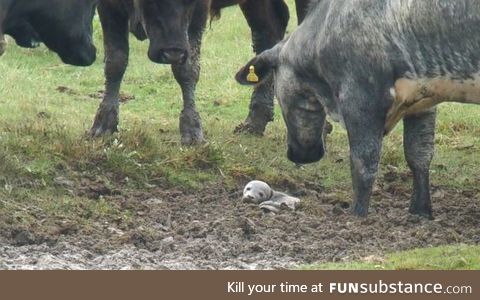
[90,0,210,145]
[237,0,480,218]
[0,0,97,66]
[212,0,311,135]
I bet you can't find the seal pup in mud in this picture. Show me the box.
[242,180,300,213]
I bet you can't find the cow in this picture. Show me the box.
[236,0,480,219]
[212,0,311,135]
[89,0,210,145]
[0,0,97,66]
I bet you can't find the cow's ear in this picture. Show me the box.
[235,42,284,85]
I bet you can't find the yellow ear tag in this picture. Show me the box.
[246,66,259,83]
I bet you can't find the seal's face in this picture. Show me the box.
[242,181,272,204]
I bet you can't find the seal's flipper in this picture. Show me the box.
[259,201,280,213]
[270,191,300,210]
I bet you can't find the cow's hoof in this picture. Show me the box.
[179,109,205,145]
[89,106,119,137]
[89,125,116,137]
[351,203,369,218]
[408,207,434,220]
[89,120,118,137]
[233,121,266,136]
[181,130,206,146]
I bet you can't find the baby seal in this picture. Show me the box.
[242,180,300,213]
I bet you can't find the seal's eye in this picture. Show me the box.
[259,192,264,198]
[246,187,251,191]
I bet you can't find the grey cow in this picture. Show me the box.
[237,0,480,218]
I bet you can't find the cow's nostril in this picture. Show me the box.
[161,48,187,64]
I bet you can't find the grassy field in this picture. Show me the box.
[0,2,479,269]
[302,244,480,270]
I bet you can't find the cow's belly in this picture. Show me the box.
[384,76,480,134]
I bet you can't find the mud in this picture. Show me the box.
[0,174,479,269]
[56,86,135,103]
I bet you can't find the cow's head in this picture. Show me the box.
[236,40,328,164]
[133,0,200,65]
[28,0,97,66]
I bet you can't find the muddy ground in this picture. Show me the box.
[0,172,479,269]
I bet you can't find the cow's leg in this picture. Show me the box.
[403,109,436,219]
[90,3,129,137]
[234,0,290,135]
[341,85,385,217]
[171,6,207,145]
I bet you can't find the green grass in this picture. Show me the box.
[0,2,479,267]
[302,244,480,270]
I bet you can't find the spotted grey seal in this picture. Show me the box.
[242,180,300,213]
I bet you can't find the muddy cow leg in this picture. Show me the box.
[403,109,436,219]
[234,0,289,135]
[171,4,208,145]
[341,84,385,217]
[90,3,129,137]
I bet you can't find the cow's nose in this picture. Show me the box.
[160,48,188,65]
[287,143,325,164]
[62,44,97,67]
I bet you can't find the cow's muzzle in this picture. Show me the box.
[287,142,325,164]
[61,43,97,66]
[149,47,188,65]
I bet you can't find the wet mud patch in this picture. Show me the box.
[56,86,135,103]
[0,178,479,269]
